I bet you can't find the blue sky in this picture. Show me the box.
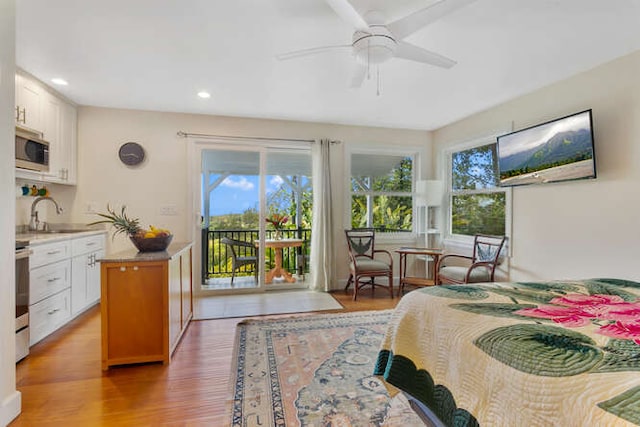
[209,174,284,215]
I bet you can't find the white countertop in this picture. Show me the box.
[16,229,107,245]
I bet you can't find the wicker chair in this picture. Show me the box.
[344,228,393,300]
[436,234,506,285]
[220,237,258,285]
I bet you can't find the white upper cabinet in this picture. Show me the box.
[60,101,78,185]
[15,70,78,185]
[44,92,77,185]
[15,72,44,132]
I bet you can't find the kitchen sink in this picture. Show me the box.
[16,229,94,240]
[39,229,89,234]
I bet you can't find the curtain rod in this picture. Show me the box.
[176,131,315,144]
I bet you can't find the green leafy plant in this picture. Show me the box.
[88,205,141,237]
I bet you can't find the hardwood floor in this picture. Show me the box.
[10,290,400,426]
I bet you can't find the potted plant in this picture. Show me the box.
[265,213,288,240]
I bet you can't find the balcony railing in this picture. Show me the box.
[202,228,311,281]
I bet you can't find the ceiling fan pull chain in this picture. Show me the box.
[367,39,371,80]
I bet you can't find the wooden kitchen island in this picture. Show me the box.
[99,242,193,370]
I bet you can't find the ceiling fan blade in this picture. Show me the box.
[388,0,478,40]
[323,0,371,32]
[350,63,368,88]
[276,44,351,61]
[395,41,456,68]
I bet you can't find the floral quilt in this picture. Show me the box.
[375,278,640,426]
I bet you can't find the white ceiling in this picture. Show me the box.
[16,0,640,131]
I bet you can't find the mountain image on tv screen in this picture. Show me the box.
[497,110,595,186]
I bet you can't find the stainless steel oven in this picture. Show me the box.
[16,240,30,362]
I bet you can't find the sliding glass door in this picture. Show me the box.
[196,143,311,293]
[264,150,312,290]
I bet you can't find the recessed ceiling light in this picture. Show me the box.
[197,91,211,99]
[51,78,68,86]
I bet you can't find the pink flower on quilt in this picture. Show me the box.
[515,294,640,327]
[515,293,640,344]
[515,304,593,327]
[551,294,624,307]
[550,294,640,321]
[597,321,640,345]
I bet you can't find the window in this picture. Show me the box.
[449,142,509,238]
[349,151,415,234]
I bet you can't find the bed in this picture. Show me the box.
[374,278,640,426]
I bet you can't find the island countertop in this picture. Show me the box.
[99,241,193,263]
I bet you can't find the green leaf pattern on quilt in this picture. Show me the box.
[595,339,640,373]
[418,285,489,300]
[582,279,639,301]
[449,303,538,320]
[598,386,640,425]
[474,324,603,376]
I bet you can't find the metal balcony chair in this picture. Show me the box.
[220,237,258,285]
[436,234,506,285]
[344,228,393,301]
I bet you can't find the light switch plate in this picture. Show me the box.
[159,204,178,216]
[85,202,98,214]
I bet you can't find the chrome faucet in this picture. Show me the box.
[29,196,64,231]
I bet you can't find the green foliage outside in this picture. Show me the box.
[351,157,413,232]
[451,144,506,236]
[207,175,312,279]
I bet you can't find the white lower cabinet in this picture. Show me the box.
[30,259,71,306]
[28,232,106,346]
[30,289,71,345]
[71,246,104,316]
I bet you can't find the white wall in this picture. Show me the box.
[56,107,430,290]
[434,49,640,282]
[0,0,21,425]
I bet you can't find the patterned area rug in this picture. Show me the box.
[226,310,424,427]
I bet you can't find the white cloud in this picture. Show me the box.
[222,176,254,191]
[270,176,284,187]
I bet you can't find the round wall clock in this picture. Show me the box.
[118,142,145,166]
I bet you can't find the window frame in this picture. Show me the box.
[444,133,512,251]
[346,146,423,242]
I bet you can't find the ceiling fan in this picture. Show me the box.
[277,0,478,88]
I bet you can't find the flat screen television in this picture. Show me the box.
[497,109,596,187]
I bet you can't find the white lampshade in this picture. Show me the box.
[415,180,443,207]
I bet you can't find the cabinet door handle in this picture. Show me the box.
[120,266,126,272]
[47,308,60,315]
[47,277,61,283]
[47,250,62,255]
[86,242,96,247]
[15,106,20,121]
[17,107,25,123]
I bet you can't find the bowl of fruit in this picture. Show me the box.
[89,205,173,252]
[129,227,173,252]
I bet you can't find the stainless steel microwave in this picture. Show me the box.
[15,128,49,172]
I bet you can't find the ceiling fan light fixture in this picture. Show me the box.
[352,27,397,65]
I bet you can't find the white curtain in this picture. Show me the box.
[310,139,335,292]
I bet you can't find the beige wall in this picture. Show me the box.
[434,49,640,282]
[49,107,429,290]
[1,0,20,425]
